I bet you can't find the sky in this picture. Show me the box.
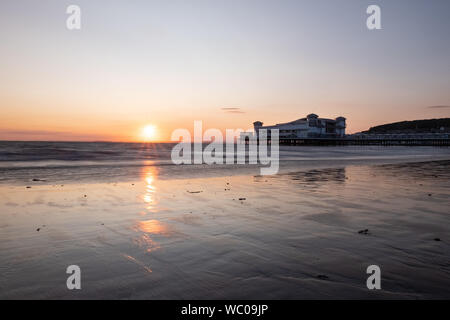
[0,0,449,141]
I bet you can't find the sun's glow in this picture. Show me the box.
[141,125,157,141]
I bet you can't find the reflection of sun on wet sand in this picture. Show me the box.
[137,220,171,235]
[0,160,450,299]
[142,166,158,211]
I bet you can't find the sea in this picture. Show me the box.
[1,141,449,185]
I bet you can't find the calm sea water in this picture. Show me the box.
[0,141,449,184]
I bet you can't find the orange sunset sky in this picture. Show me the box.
[1,1,449,142]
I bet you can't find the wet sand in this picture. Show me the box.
[0,160,450,299]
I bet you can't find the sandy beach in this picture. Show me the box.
[1,145,449,299]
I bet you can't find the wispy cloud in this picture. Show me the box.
[221,107,245,114]
[0,130,72,136]
[0,129,108,141]
[426,105,450,109]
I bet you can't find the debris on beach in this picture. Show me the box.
[83,195,87,197]
[317,275,329,280]
[428,193,432,196]
[358,229,370,235]
[36,228,40,232]
[434,238,441,241]
[239,198,246,201]
[32,178,46,182]
[187,191,203,194]
[26,186,31,189]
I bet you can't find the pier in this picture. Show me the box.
[277,133,450,146]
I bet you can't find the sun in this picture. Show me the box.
[141,125,157,141]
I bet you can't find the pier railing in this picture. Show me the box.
[240,132,450,146]
[277,133,450,146]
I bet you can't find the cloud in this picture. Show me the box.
[426,105,450,109]
[0,130,72,136]
[0,129,108,141]
[221,107,245,114]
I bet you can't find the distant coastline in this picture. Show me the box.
[363,118,450,134]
